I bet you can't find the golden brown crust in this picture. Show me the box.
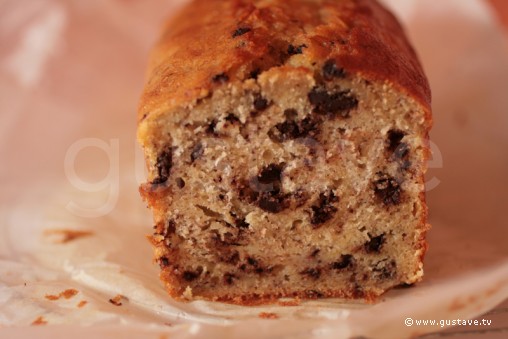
[138,0,431,125]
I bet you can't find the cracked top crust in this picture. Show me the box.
[137,0,431,125]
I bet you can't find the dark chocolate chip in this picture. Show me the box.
[268,108,319,143]
[232,27,251,38]
[331,254,353,269]
[224,273,237,285]
[387,130,410,160]
[300,267,321,279]
[152,147,173,184]
[236,166,290,214]
[365,234,385,253]
[255,267,265,274]
[268,114,320,143]
[387,129,405,153]
[251,163,284,195]
[373,173,402,206]
[310,191,339,226]
[206,119,218,135]
[254,164,288,212]
[287,44,307,55]
[182,270,199,282]
[308,87,358,118]
[190,142,204,163]
[212,73,229,84]
[247,257,258,267]
[225,113,241,124]
[176,178,186,189]
[257,163,284,185]
[323,59,346,81]
[268,120,300,143]
[158,257,170,269]
[235,217,250,229]
[249,68,261,79]
[253,96,269,111]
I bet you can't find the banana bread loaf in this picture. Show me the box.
[138,0,432,304]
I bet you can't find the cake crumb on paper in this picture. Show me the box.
[44,229,93,244]
[31,316,47,326]
[77,300,88,308]
[45,288,79,301]
[109,294,128,306]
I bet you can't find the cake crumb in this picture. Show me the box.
[45,288,79,301]
[31,316,47,326]
[109,294,128,306]
[259,312,279,319]
[77,300,88,308]
[44,229,93,243]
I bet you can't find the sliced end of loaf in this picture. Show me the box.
[138,61,430,304]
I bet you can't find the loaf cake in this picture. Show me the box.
[138,0,432,304]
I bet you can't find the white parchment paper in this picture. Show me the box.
[1,0,507,338]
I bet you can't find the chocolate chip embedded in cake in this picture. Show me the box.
[322,59,346,81]
[232,27,252,38]
[287,44,308,56]
[212,73,229,84]
[138,0,432,304]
